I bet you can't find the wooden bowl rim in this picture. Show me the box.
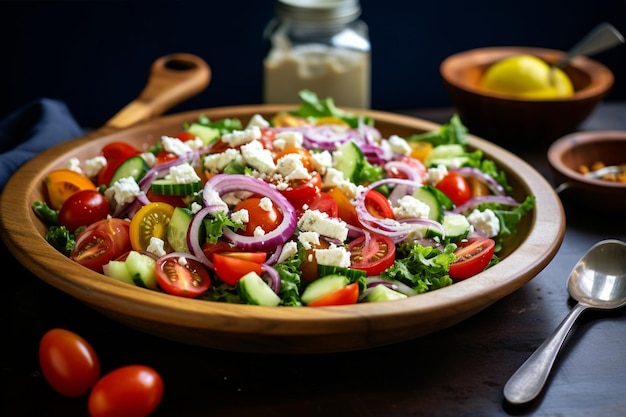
[440,46,614,102]
[0,105,566,352]
[547,130,626,190]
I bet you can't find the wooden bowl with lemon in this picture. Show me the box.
[440,47,614,148]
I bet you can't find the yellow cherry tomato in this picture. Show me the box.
[44,169,97,210]
[327,187,359,227]
[129,202,175,252]
[409,141,433,162]
[271,112,309,127]
[314,117,350,128]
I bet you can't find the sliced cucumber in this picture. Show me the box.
[187,123,220,145]
[151,179,202,196]
[167,207,193,253]
[425,144,467,168]
[427,213,471,240]
[103,260,134,285]
[317,265,366,281]
[109,155,149,186]
[301,274,349,305]
[412,186,442,221]
[366,284,408,302]
[124,250,157,290]
[334,140,364,183]
[237,271,281,307]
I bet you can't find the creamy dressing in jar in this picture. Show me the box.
[263,0,371,108]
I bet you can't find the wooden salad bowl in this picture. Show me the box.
[0,54,566,354]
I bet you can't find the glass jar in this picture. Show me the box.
[263,0,371,108]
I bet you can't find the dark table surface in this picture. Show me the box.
[2,102,625,417]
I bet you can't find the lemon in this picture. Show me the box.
[481,54,574,99]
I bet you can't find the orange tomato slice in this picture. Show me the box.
[44,169,97,210]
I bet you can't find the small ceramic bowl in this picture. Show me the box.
[548,130,626,212]
[440,47,614,148]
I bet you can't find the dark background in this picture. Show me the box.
[1,0,625,128]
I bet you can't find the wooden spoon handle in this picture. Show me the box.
[105,53,211,129]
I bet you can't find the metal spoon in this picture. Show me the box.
[548,22,624,83]
[584,163,626,179]
[503,239,626,405]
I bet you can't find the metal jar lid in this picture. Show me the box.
[276,0,361,24]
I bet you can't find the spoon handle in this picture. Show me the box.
[553,22,625,68]
[503,303,588,405]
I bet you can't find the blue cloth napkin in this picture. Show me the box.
[0,98,85,190]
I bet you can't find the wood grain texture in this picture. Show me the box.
[0,106,566,354]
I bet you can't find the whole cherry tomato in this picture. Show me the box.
[233,197,283,237]
[39,328,100,398]
[87,365,163,417]
[435,172,471,206]
[58,189,110,232]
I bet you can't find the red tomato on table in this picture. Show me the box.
[87,365,163,417]
[39,328,100,398]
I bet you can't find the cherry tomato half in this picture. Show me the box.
[129,202,175,252]
[145,189,187,208]
[233,197,283,237]
[436,172,471,206]
[348,233,396,276]
[44,169,97,210]
[212,252,264,286]
[294,191,339,219]
[278,171,322,203]
[87,365,163,417]
[449,237,496,280]
[468,177,491,197]
[274,147,313,171]
[97,142,140,186]
[155,151,178,165]
[58,189,110,232]
[388,155,427,180]
[307,282,359,307]
[300,238,331,282]
[364,189,394,219]
[156,254,211,298]
[327,187,360,227]
[71,218,132,272]
[39,328,100,398]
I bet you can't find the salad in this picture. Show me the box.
[34,90,534,307]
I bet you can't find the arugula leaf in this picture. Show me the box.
[291,90,374,128]
[406,114,469,147]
